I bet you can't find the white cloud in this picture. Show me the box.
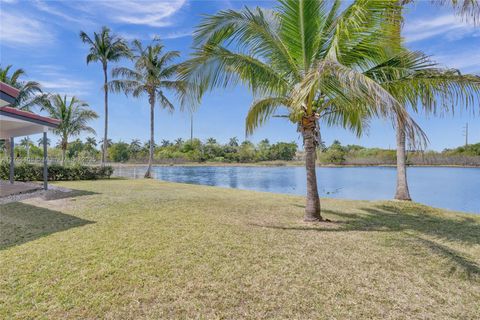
[118,29,192,42]
[39,78,95,97]
[0,11,55,46]
[32,0,93,27]
[404,14,478,43]
[162,29,192,39]
[106,0,186,27]
[32,66,95,97]
[69,0,186,27]
[435,50,480,74]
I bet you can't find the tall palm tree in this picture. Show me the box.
[109,38,185,178]
[360,50,480,199]
[0,65,44,111]
[180,0,422,221]
[387,1,480,200]
[80,26,130,165]
[40,95,98,165]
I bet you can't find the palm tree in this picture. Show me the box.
[99,138,113,152]
[360,50,480,200]
[40,95,98,165]
[85,137,97,149]
[109,38,185,178]
[84,136,98,158]
[174,138,184,147]
[229,137,239,147]
[20,137,33,159]
[0,65,45,111]
[206,137,217,145]
[129,139,142,158]
[161,139,172,147]
[130,139,142,150]
[37,137,51,147]
[80,26,130,165]
[386,1,480,200]
[180,0,422,221]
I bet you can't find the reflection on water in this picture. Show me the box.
[117,166,480,214]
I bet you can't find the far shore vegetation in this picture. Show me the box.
[1,137,479,167]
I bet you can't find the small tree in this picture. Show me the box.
[109,142,130,162]
[41,95,98,165]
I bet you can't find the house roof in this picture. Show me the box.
[0,106,60,127]
[0,82,20,98]
[0,82,20,107]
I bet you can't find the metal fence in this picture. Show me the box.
[0,156,99,166]
[110,165,148,179]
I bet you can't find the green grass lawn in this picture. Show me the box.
[1,179,479,319]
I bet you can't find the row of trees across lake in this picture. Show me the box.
[3,137,479,167]
[1,0,480,221]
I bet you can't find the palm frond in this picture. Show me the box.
[179,45,288,99]
[246,96,290,135]
[193,6,300,80]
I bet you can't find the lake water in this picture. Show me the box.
[115,166,480,214]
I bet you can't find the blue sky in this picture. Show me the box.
[1,0,479,150]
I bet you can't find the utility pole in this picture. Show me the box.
[190,113,193,141]
[462,122,468,147]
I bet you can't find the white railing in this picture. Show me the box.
[0,156,99,166]
[110,165,148,179]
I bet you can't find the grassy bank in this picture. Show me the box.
[1,179,479,319]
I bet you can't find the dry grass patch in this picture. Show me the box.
[1,179,479,319]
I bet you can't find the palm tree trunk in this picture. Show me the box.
[26,140,30,159]
[302,116,322,221]
[62,148,66,166]
[102,64,108,166]
[145,94,155,178]
[395,117,412,201]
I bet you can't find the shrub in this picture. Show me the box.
[0,161,113,181]
[319,141,346,164]
[109,142,130,162]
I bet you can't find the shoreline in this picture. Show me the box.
[107,161,480,169]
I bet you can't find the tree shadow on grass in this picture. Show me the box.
[252,202,480,279]
[0,190,97,250]
[328,204,480,246]
[262,203,480,245]
[411,236,480,279]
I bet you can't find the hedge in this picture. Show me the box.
[0,161,113,181]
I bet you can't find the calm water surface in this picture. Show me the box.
[132,166,479,214]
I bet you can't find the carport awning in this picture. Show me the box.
[0,106,60,138]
